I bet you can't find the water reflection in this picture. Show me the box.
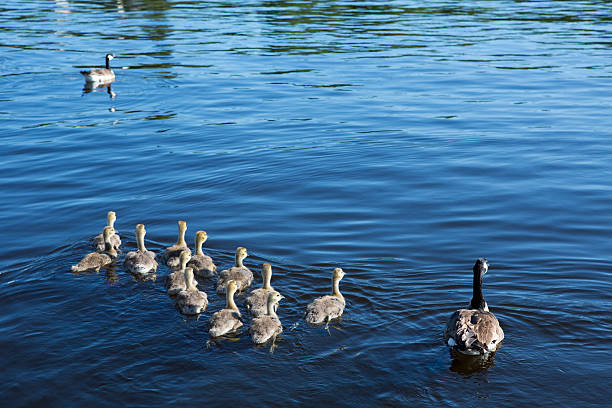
[448,347,501,375]
[82,81,116,99]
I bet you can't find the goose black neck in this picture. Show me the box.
[469,269,486,310]
[105,56,111,69]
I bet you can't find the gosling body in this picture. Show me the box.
[187,230,217,277]
[162,220,191,269]
[72,227,117,272]
[245,263,277,317]
[216,247,253,294]
[124,224,157,275]
[175,267,208,315]
[305,268,346,325]
[209,280,243,337]
[165,251,192,295]
[93,211,121,251]
[250,291,284,344]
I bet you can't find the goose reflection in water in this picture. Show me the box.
[82,81,116,99]
[448,344,501,375]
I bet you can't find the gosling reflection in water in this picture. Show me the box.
[82,81,116,99]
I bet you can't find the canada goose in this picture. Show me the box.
[443,258,504,356]
[305,268,346,325]
[209,280,243,337]
[245,263,277,317]
[71,226,117,272]
[175,267,208,315]
[163,220,191,269]
[123,224,157,275]
[216,247,253,295]
[250,291,284,345]
[80,53,116,83]
[93,211,121,251]
[187,230,217,278]
[165,251,192,295]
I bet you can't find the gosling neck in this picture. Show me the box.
[104,234,117,258]
[332,275,344,301]
[235,252,245,268]
[226,288,240,315]
[262,266,273,290]
[175,221,187,247]
[195,234,205,256]
[469,269,486,310]
[184,269,195,291]
[266,297,278,318]
[136,228,146,252]
[107,212,116,229]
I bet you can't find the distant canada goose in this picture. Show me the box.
[216,247,253,295]
[444,258,504,356]
[123,224,157,275]
[80,53,116,83]
[71,226,117,272]
[93,211,121,251]
[250,291,284,345]
[245,263,278,317]
[175,267,208,315]
[187,230,217,278]
[209,280,243,337]
[162,220,191,269]
[305,268,346,325]
[165,251,192,295]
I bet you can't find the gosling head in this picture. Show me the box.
[196,230,208,243]
[184,267,196,291]
[235,246,248,267]
[473,258,488,278]
[136,223,145,234]
[179,250,191,269]
[267,291,284,305]
[107,211,116,227]
[333,267,345,281]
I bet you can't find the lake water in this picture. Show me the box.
[1,0,611,406]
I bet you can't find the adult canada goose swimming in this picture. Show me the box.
[245,263,278,317]
[80,53,116,83]
[305,268,346,325]
[123,224,157,275]
[215,247,253,295]
[209,280,243,338]
[443,258,504,356]
[93,211,121,251]
[250,291,284,345]
[162,220,191,269]
[71,226,117,272]
[187,230,217,278]
[165,251,192,296]
[175,267,208,315]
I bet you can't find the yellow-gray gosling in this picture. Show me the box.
[165,251,192,295]
[245,263,278,317]
[123,224,157,275]
[93,211,121,251]
[444,258,504,356]
[250,291,284,345]
[80,53,115,83]
[187,230,217,278]
[72,226,117,272]
[175,267,208,315]
[163,220,191,269]
[209,280,243,337]
[305,268,346,325]
[216,246,253,295]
